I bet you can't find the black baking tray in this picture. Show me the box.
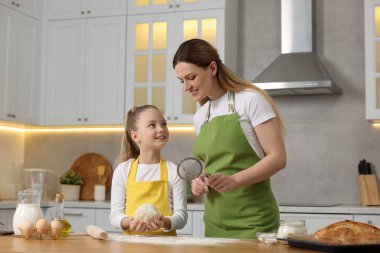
[280,237,380,253]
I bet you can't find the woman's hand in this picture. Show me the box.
[208,173,239,192]
[191,176,209,196]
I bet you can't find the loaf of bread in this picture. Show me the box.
[313,220,380,245]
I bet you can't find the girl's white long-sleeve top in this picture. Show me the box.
[109,159,188,231]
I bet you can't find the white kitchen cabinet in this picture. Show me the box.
[125,0,237,123]
[353,214,380,226]
[0,209,15,227]
[0,0,42,18]
[127,0,225,15]
[177,210,192,236]
[47,0,127,20]
[45,16,126,125]
[62,208,95,232]
[45,207,96,233]
[177,209,203,237]
[192,210,205,237]
[95,208,120,232]
[365,0,380,121]
[280,213,353,234]
[0,5,40,124]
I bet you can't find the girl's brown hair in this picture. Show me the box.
[116,105,160,165]
[173,39,283,129]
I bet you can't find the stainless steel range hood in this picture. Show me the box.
[253,0,342,96]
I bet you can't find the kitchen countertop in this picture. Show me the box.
[1,201,380,214]
[1,234,322,253]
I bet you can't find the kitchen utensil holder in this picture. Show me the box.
[358,175,380,206]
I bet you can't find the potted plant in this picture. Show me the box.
[59,170,83,201]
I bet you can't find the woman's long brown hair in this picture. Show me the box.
[172,39,283,130]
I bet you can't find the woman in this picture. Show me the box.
[172,39,286,239]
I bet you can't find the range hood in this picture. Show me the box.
[253,0,342,96]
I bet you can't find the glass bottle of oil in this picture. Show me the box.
[53,193,71,237]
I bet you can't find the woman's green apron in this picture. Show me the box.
[194,91,279,239]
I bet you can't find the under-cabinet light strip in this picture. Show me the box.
[0,125,194,133]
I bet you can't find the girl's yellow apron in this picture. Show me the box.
[124,159,176,236]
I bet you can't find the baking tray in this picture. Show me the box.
[281,237,380,253]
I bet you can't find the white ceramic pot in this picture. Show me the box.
[60,184,80,201]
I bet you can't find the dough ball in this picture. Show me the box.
[133,203,160,222]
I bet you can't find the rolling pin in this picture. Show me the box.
[85,225,108,240]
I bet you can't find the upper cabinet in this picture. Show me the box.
[0,0,237,126]
[44,14,126,125]
[0,4,40,124]
[365,0,380,122]
[0,0,42,18]
[125,0,237,123]
[47,0,127,20]
[127,0,225,15]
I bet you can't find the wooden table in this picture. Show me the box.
[0,235,323,253]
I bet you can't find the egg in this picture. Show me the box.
[35,219,49,239]
[50,220,62,240]
[18,220,35,240]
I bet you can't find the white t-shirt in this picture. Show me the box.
[109,159,188,231]
[193,90,276,159]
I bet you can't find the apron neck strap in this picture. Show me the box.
[227,90,235,113]
[204,91,235,124]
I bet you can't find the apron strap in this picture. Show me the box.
[227,90,235,113]
[204,91,235,124]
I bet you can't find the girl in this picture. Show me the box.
[173,39,286,238]
[109,105,187,235]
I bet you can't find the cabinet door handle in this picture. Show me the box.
[174,116,178,120]
[64,212,84,217]
[16,3,20,7]
[367,220,373,225]
[84,118,88,122]
[175,4,180,8]
[81,11,85,14]
[167,116,171,120]
[78,118,82,122]
[168,4,173,8]
[11,1,16,5]
[87,10,91,14]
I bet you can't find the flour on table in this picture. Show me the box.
[107,234,244,245]
[133,204,160,222]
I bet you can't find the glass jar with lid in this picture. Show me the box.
[277,220,307,239]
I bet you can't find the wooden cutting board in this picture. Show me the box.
[70,153,113,200]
